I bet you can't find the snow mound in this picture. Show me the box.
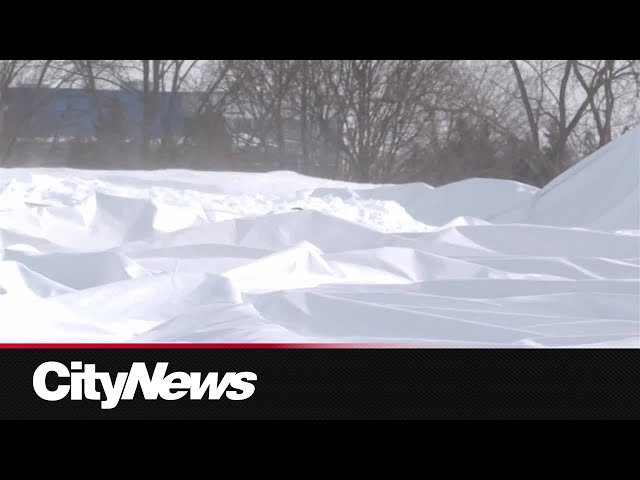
[0,128,638,347]
[524,126,640,231]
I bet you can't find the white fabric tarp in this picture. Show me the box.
[0,127,638,347]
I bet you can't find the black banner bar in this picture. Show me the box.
[1,348,638,420]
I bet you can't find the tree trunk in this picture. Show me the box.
[141,60,151,163]
[275,63,285,168]
[300,60,309,173]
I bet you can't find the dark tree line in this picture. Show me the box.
[0,60,638,186]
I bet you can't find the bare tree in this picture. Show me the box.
[228,60,301,168]
[309,60,452,182]
[2,59,638,181]
[0,61,29,151]
[0,61,29,107]
[0,60,58,164]
[508,60,615,183]
[572,60,639,149]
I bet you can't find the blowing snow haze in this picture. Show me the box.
[0,126,638,347]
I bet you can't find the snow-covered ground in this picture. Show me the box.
[1,127,639,347]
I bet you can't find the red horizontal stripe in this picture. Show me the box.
[0,343,434,349]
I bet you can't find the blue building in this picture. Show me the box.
[0,85,341,174]
[2,86,186,141]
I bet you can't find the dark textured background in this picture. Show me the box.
[0,348,638,420]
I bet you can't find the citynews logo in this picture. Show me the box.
[33,361,257,410]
